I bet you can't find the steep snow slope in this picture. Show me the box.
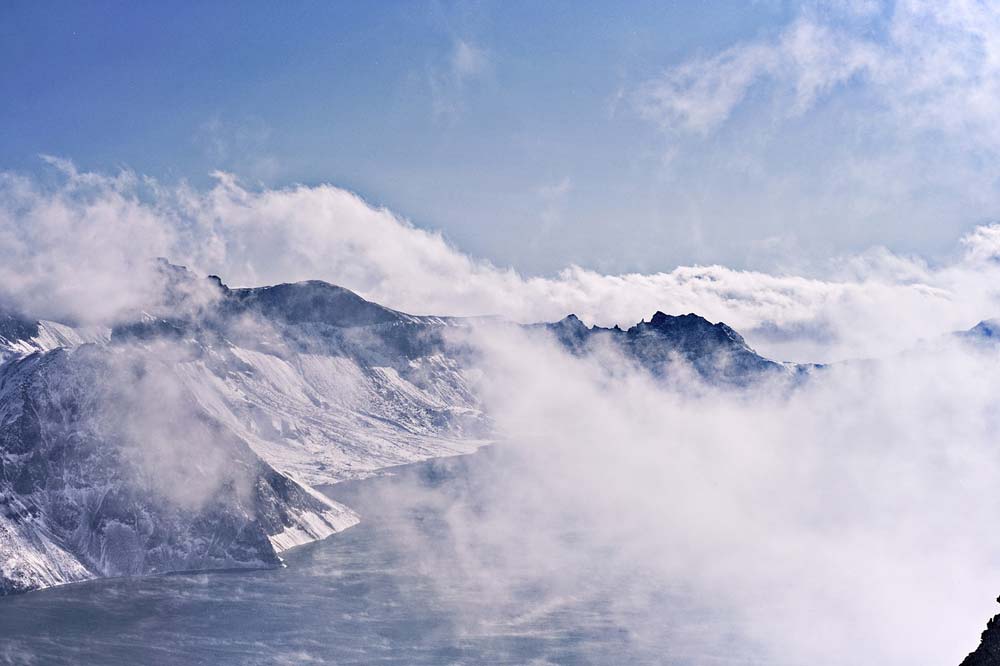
[110,273,492,485]
[169,340,488,485]
[0,269,487,595]
[0,344,357,596]
[0,313,108,362]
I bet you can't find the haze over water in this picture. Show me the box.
[0,453,732,666]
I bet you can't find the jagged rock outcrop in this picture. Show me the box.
[542,310,797,386]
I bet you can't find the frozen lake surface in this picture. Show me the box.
[0,452,717,665]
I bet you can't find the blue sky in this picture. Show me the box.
[2,1,998,276]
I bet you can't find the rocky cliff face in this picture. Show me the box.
[961,599,1000,666]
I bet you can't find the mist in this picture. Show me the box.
[4,159,1000,662]
[357,324,1000,665]
[4,160,1000,362]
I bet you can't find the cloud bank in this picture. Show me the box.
[363,322,1000,666]
[634,1,1000,149]
[2,159,1000,362]
[4,158,1000,662]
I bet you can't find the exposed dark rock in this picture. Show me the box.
[539,311,793,386]
[961,599,1000,666]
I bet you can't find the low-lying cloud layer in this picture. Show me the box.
[366,324,1000,665]
[3,160,999,363]
[4,158,1000,663]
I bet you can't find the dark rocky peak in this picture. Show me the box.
[226,280,407,328]
[543,314,594,351]
[577,310,792,385]
[630,311,752,354]
[207,275,230,293]
[550,313,588,334]
[535,310,786,386]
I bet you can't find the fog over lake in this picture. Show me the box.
[0,453,729,666]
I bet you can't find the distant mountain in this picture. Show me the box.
[957,319,1000,344]
[0,264,489,595]
[541,311,800,386]
[0,262,812,596]
[107,264,490,485]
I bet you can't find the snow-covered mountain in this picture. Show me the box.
[109,268,492,485]
[0,263,802,596]
[0,265,492,595]
[0,338,360,596]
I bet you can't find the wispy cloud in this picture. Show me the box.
[633,0,1000,150]
[372,317,1000,665]
[451,39,488,80]
[429,39,490,120]
[633,16,883,133]
[4,159,1000,663]
[534,176,573,239]
[195,115,279,181]
[621,0,1000,275]
[3,160,1000,363]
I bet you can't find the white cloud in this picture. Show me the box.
[4,160,1000,662]
[620,0,1000,291]
[3,160,1000,362]
[451,39,488,80]
[0,160,180,324]
[961,223,1000,263]
[633,0,1000,153]
[364,322,1000,665]
[634,16,880,134]
[634,40,777,134]
[429,39,490,120]
[195,115,279,181]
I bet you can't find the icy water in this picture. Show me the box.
[0,452,720,666]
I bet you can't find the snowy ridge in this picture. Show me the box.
[0,342,363,596]
[32,320,110,350]
[0,501,93,595]
[0,265,812,597]
[0,322,106,386]
[170,343,488,486]
[0,320,108,356]
[268,476,361,552]
[0,268,491,595]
